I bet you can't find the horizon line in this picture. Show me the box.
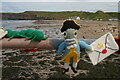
[0,10,119,13]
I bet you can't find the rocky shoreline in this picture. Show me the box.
[1,20,120,79]
[2,49,120,79]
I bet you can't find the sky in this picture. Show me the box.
[0,0,120,13]
[1,0,120,2]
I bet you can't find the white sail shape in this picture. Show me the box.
[0,27,8,39]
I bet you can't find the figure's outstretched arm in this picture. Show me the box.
[78,41,92,51]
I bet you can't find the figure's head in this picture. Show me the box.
[63,29,77,39]
[61,20,80,39]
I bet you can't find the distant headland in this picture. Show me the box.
[1,11,119,20]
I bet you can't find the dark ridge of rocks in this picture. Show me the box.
[1,20,119,79]
[2,49,120,79]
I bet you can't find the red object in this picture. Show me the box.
[102,49,107,54]
[31,50,39,52]
[23,50,39,53]
[115,39,120,54]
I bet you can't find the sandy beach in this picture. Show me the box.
[2,20,120,79]
[33,20,119,39]
[3,20,118,39]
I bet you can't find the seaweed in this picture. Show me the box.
[5,29,48,41]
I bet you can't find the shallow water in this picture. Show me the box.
[1,20,63,38]
[1,20,36,30]
[1,20,61,30]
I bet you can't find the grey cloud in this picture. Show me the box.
[1,2,118,12]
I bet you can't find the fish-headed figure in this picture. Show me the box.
[57,20,93,74]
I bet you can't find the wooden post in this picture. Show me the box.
[0,38,95,50]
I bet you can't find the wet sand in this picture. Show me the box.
[34,20,119,39]
[4,20,118,39]
[76,20,118,39]
[2,20,120,79]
